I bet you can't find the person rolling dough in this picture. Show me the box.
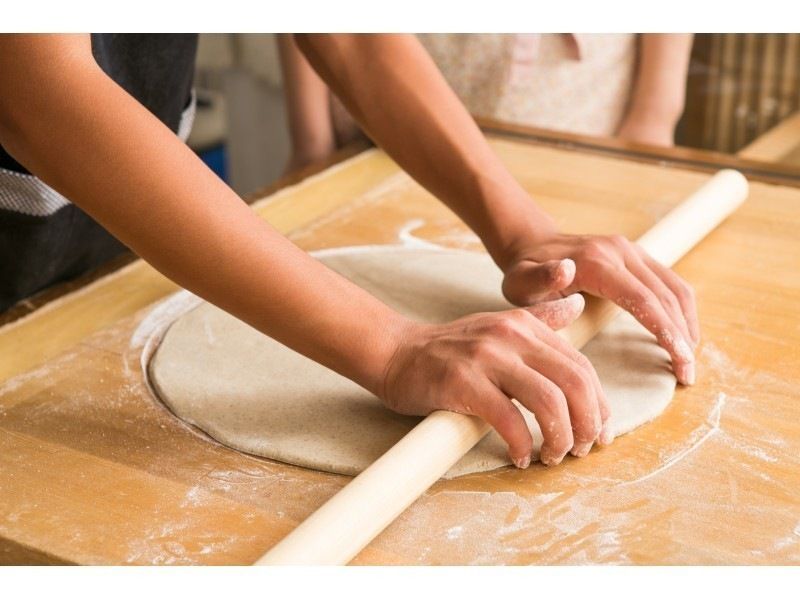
[0,34,698,470]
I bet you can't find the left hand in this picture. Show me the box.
[501,231,699,386]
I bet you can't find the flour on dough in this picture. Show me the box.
[149,247,676,478]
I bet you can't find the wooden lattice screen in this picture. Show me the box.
[679,33,800,154]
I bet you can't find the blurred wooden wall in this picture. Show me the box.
[678,34,800,154]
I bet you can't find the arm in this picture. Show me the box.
[616,33,694,147]
[295,34,550,271]
[0,34,604,467]
[298,34,699,386]
[276,34,336,172]
[0,34,398,394]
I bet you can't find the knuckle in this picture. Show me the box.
[573,413,601,441]
[509,307,533,321]
[443,361,471,389]
[494,406,521,436]
[465,338,500,362]
[563,366,594,397]
[538,386,566,412]
[550,433,573,456]
[488,315,520,338]
[609,234,629,250]
[573,351,594,372]
[658,292,681,311]
[579,243,606,263]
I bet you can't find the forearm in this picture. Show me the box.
[296,34,556,269]
[625,34,693,129]
[277,34,336,164]
[0,34,405,394]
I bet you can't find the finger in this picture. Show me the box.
[516,312,612,446]
[518,339,602,456]
[593,372,613,446]
[497,360,574,466]
[624,251,693,347]
[524,293,585,330]
[461,381,534,469]
[503,258,576,304]
[490,310,605,454]
[577,352,612,446]
[606,268,696,386]
[639,250,700,346]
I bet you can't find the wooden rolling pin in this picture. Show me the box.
[257,169,749,565]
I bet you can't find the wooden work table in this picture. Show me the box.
[1,130,799,565]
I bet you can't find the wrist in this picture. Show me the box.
[617,109,676,147]
[356,311,418,399]
[625,97,683,130]
[468,174,559,271]
[491,196,559,271]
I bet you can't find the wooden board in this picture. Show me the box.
[1,138,799,564]
[738,111,800,167]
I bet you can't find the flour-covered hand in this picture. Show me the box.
[501,231,699,386]
[381,295,612,469]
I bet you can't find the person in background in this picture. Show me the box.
[279,33,694,171]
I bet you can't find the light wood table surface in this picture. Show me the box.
[738,111,800,167]
[1,135,798,565]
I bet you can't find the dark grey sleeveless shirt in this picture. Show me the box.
[0,34,198,311]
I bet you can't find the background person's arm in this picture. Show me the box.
[616,33,694,147]
[277,33,337,173]
[0,34,605,466]
[297,33,699,385]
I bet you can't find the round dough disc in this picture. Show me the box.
[149,247,676,478]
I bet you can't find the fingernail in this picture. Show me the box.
[599,425,614,446]
[559,258,576,281]
[513,454,531,469]
[567,292,585,312]
[570,441,592,458]
[675,359,696,386]
[672,336,696,385]
[674,336,694,362]
[540,449,564,467]
[684,361,696,385]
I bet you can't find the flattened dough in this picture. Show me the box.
[149,247,676,478]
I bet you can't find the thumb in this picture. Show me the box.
[524,293,585,330]
[503,258,576,305]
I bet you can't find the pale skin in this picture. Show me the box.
[616,34,695,146]
[0,34,697,469]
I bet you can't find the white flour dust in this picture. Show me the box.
[619,392,726,487]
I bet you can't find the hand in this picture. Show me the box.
[501,232,699,386]
[381,295,612,468]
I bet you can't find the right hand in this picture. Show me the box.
[380,294,612,469]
